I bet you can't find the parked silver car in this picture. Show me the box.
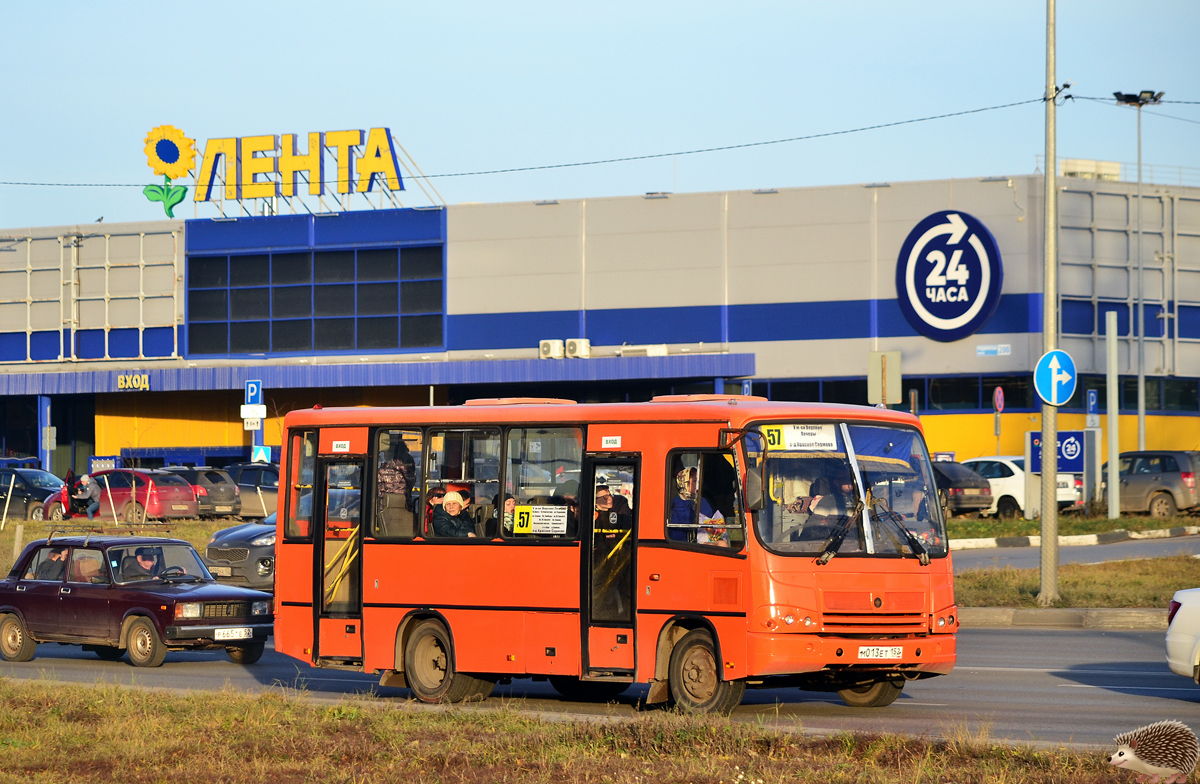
[1106,451,1200,518]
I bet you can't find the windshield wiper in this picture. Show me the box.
[868,499,930,566]
[815,501,863,566]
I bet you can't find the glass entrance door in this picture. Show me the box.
[317,459,364,659]
[584,459,637,673]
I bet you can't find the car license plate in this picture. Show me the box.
[210,566,232,577]
[1057,480,1071,489]
[215,505,231,512]
[214,627,252,641]
[172,504,188,511]
[963,488,981,495]
[858,645,903,660]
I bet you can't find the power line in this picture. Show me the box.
[0,97,1043,189]
[1074,95,1200,125]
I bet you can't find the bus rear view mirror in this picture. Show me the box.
[742,431,765,510]
[745,469,764,510]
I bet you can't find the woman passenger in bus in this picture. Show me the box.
[431,491,477,538]
[423,487,447,534]
[492,493,516,534]
[669,466,717,543]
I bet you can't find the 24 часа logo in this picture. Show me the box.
[895,210,1004,343]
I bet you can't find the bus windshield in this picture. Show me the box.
[748,422,946,560]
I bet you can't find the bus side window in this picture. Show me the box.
[666,450,745,551]
[424,429,501,538]
[504,427,583,540]
[373,429,422,539]
[285,430,317,539]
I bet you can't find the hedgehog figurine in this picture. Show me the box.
[1109,720,1200,783]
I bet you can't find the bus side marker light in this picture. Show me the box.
[726,662,734,668]
[649,574,660,581]
[507,654,516,661]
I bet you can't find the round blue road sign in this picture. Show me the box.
[895,210,1004,342]
[1034,349,1077,407]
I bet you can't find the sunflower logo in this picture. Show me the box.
[142,125,195,217]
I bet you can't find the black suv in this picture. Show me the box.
[0,468,65,521]
[161,467,241,517]
[224,463,278,519]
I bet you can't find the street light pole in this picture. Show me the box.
[1114,90,1164,451]
[1039,0,1060,606]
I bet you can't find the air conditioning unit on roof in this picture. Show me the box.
[539,339,564,359]
[620,344,668,357]
[565,338,590,358]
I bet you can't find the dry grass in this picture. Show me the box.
[0,679,1114,783]
[946,513,1194,540]
[955,553,1200,607]
[0,517,229,575]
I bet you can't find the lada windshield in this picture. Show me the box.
[747,422,946,560]
[108,544,213,583]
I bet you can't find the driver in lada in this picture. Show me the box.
[125,547,160,580]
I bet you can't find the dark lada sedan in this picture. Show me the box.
[0,536,273,667]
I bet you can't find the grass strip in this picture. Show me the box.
[946,514,1193,540]
[0,679,1112,783]
[955,553,1200,608]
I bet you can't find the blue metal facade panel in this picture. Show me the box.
[588,306,722,346]
[185,208,445,255]
[447,310,578,351]
[186,214,311,253]
[0,354,754,395]
[312,208,444,247]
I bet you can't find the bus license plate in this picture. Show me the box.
[858,645,903,660]
[214,628,252,641]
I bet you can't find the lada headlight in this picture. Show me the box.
[252,600,270,616]
[174,602,202,619]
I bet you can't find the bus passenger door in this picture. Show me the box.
[583,458,638,675]
[316,458,365,661]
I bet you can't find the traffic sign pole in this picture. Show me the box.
[1040,0,1060,606]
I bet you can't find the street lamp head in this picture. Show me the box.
[1114,91,1164,106]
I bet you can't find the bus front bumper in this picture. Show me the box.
[746,632,956,677]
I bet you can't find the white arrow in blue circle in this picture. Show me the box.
[1034,350,1077,407]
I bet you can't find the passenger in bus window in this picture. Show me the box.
[376,432,416,535]
[669,466,716,542]
[423,487,446,534]
[552,480,580,537]
[431,491,476,538]
[493,493,516,534]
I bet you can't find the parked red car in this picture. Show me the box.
[46,470,199,523]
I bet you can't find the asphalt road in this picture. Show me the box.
[953,534,1200,573]
[3,628,1198,748]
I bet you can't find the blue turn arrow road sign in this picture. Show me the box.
[1034,350,1076,407]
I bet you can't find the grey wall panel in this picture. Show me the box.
[108,266,141,296]
[728,223,870,305]
[1060,191,1092,224]
[29,301,58,331]
[0,303,24,331]
[1179,235,1200,269]
[28,238,59,265]
[1095,230,1128,263]
[727,187,870,230]
[1060,227,1092,264]
[1096,266,1129,299]
[1095,193,1128,226]
[0,271,26,299]
[143,297,174,326]
[78,300,105,329]
[29,270,57,299]
[144,264,176,294]
[108,234,141,264]
[1060,265,1093,298]
[108,298,140,328]
[587,192,723,236]
[78,268,105,298]
[1179,198,1200,228]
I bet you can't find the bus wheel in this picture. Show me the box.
[668,629,745,715]
[837,679,903,708]
[549,676,629,703]
[404,620,491,704]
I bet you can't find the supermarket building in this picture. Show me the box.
[1,169,1198,474]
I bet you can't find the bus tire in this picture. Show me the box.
[404,619,491,704]
[837,679,903,708]
[548,676,629,703]
[667,629,745,715]
[0,614,36,663]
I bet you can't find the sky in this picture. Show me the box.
[0,1,1196,227]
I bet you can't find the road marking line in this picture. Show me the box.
[1062,684,1200,691]
[961,666,1174,676]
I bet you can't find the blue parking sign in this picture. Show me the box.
[245,379,263,406]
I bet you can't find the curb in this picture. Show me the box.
[950,525,1200,551]
[959,607,1168,630]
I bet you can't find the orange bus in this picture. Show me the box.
[274,395,957,713]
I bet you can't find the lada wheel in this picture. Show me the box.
[549,676,630,703]
[0,614,36,662]
[226,642,265,665]
[837,679,903,708]
[1149,493,1177,519]
[668,629,745,715]
[126,617,167,667]
[403,619,492,704]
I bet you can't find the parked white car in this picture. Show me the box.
[960,456,1081,519]
[1166,588,1200,683]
